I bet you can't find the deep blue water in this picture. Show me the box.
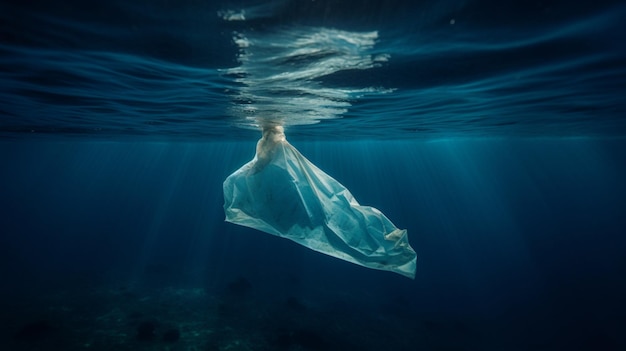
[1,0,625,138]
[1,1,626,350]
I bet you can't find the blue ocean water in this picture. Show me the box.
[1,0,625,139]
[1,1,626,350]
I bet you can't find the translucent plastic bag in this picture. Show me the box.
[223,126,417,278]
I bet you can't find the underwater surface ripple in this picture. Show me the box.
[0,0,625,140]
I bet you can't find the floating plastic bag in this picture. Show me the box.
[223,126,417,278]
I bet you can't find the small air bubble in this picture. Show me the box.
[450,19,456,25]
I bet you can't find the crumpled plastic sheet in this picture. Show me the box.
[223,126,417,278]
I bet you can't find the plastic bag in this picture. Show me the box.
[223,126,417,278]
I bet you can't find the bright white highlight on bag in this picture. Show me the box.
[223,126,417,278]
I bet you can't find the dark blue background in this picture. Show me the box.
[1,0,626,349]
[1,138,625,349]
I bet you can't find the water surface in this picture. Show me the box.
[1,0,624,140]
